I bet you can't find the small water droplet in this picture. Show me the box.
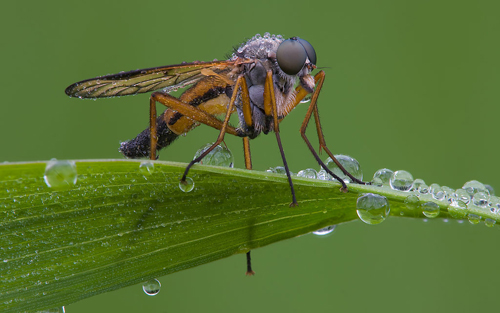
[313,225,336,236]
[484,218,496,227]
[472,191,489,207]
[139,161,154,176]
[193,143,234,167]
[273,166,287,175]
[411,179,429,194]
[372,168,393,186]
[421,202,440,218]
[389,170,413,191]
[467,213,481,224]
[37,307,65,313]
[485,184,495,196]
[356,193,390,225]
[448,200,467,219]
[317,169,329,180]
[142,279,161,296]
[43,159,77,190]
[297,168,317,179]
[463,180,488,196]
[179,177,194,192]
[325,155,362,183]
[404,194,419,210]
[453,189,471,204]
[430,184,445,201]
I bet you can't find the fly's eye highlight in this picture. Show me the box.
[276,37,316,75]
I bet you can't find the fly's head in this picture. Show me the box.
[274,37,317,93]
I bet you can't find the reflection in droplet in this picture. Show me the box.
[389,170,413,192]
[179,177,194,192]
[143,279,161,296]
[372,168,394,186]
[421,202,440,218]
[325,155,363,182]
[193,143,234,167]
[43,159,77,190]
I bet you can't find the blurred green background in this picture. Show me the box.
[1,0,499,312]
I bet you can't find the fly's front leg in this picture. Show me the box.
[264,70,297,206]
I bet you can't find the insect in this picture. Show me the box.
[65,33,365,275]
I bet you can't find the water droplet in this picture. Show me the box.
[453,189,471,204]
[142,279,161,296]
[411,179,429,194]
[448,200,467,219]
[356,193,390,225]
[372,168,393,186]
[472,191,489,207]
[389,170,413,191]
[325,155,362,183]
[421,202,440,218]
[371,177,383,186]
[139,161,154,176]
[467,213,481,224]
[313,225,336,236]
[37,307,65,313]
[317,169,329,180]
[274,166,287,175]
[463,180,488,196]
[485,184,495,196]
[484,218,496,227]
[404,194,419,210]
[179,177,194,192]
[194,143,234,167]
[297,168,317,179]
[43,159,77,190]
[430,184,445,201]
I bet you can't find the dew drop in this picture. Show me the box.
[179,177,194,192]
[193,143,234,168]
[313,225,336,236]
[297,168,317,179]
[472,191,489,208]
[356,193,390,225]
[325,155,362,183]
[37,307,65,313]
[142,279,161,296]
[430,184,445,201]
[389,170,413,191]
[421,202,440,218]
[274,166,287,175]
[485,184,495,196]
[411,179,429,194]
[317,169,329,180]
[463,180,488,196]
[139,161,154,176]
[484,218,496,227]
[453,189,471,204]
[467,213,481,225]
[372,168,393,186]
[404,194,419,210]
[448,200,467,219]
[43,159,77,190]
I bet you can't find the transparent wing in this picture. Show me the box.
[65,60,241,99]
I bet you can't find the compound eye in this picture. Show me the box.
[297,38,316,65]
[276,38,307,75]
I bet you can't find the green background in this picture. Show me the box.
[2,0,499,312]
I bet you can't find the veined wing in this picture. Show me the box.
[65,60,245,99]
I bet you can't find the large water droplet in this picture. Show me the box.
[463,180,488,196]
[139,161,154,176]
[143,279,161,296]
[325,155,362,183]
[356,193,390,225]
[43,159,77,190]
[193,143,234,167]
[297,168,318,179]
[389,170,413,191]
[312,225,336,236]
[373,168,393,186]
[421,202,440,218]
[179,177,194,192]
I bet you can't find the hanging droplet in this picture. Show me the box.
[142,279,161,296]
[404,194,419,210]
[356,193,390,225]
[421,202,440,218]
[313,225,336,236]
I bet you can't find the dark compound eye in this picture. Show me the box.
[276,37,316,75]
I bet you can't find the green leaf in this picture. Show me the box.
[0,160,496,312]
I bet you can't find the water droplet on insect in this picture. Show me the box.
[43,159,77,190]
[467,213,481,224]
[356,193,390,225]
[462,180,488,196]
[325,155,362,183]
[142,279,161,296]
[421,202,440,218]
[179,177,194,192]
[193,143,234,167]
[139,161,154,176]
[297,168,317,179]
[404,194,419,210]
[484,218,496,227]
[411,179,429,194]
[313,225,336,236]
[389,170,413,191]
[372,168,394,186]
